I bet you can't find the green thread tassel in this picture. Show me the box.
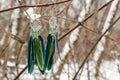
[45,34,56,70]
[28,29,45,74]
[28,36,34,74]
[34,37,44,70]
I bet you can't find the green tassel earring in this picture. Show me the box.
[28,35,34,74]
[28,20,45,74]
[45,16,61,71]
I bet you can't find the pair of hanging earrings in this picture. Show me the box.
[28,16,60,74]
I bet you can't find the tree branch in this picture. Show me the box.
[0,0,72,13]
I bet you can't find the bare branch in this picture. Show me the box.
[0,0,72,13]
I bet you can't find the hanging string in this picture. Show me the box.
[48,0,61,60]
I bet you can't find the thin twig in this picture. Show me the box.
[11,34,25,44]
[0,0,72,13]
[56,1,71,16]
[18,0,31,19]
[14,66,28,80]
[73,15,120,80]
[82,24,120,44]
[0,33,12,56]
